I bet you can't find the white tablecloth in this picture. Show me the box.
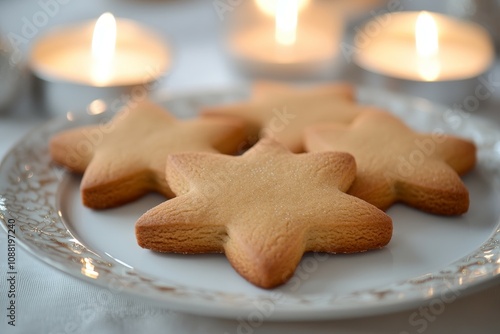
[1,0,500,333]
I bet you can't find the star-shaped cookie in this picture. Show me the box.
[251,80,355,101]
[50,101,246,209]
[135,138,392,289]
[201,82,371,153]
[304,110,477,215]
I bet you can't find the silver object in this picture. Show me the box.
[352,65,489,108]
[446,0,500,53]
[0,34,22,113]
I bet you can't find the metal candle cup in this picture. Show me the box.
[227,0,342,78]
[353,11,494,106]
[29,14,170,116]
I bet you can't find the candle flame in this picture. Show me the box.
[255,0,309,16]
[91,12,116,85]
[415,11,440,81]
[275,0,299,46]
[415,11,438,57]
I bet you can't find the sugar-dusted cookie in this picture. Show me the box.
[50,101,246,209]
[304,110,477,215]
[201,82,366,153]
[135,138,392,289]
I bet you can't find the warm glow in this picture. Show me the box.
[275,0,299,46]
[91,12,116,85]
[255,0,310,16]
[81,258,99,279]
[415,12,438,57]
[415,11,440,81]
[87,99,108,115]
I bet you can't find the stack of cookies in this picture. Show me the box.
[50,82,476,289]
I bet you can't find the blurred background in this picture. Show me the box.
[1,0,500,120]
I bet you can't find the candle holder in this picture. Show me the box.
[351,11,494,107]
[446,0,500,54]
[352,67,488,108]
[29,15,170,117]
[31,77,158,118]
[224,0,343,79]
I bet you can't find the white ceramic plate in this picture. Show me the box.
[1,87,500,321]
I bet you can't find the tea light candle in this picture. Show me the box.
[228,0,339,76]
[30,12,170,115]
[354,11,494,82]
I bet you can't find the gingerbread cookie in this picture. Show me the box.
[201,82,368,153]
[304,110,476,215]
[251,80,355,101]
[135,138,392,289]
[50,100,246,209]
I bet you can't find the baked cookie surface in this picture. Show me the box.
[50,101,246,209]
[201,82,367,153]
[135,138,392,289]
[305,110,477,215]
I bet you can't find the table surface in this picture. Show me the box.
[1,0,500,333]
